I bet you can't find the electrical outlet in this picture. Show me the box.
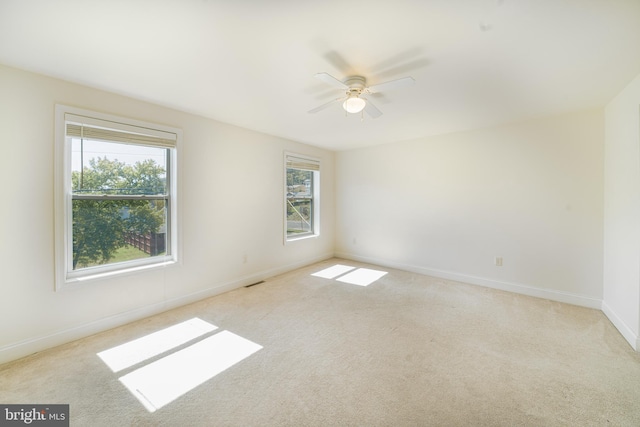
[495,256,503,267]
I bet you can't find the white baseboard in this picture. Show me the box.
[335,252,602,309]
[601,301,639,351]
[0,253,333,365]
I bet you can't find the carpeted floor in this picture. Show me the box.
[2,258,640,426]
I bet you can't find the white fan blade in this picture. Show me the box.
[367,76,415,93]
[314,72,349,90]
[362,98,382,118]
[308,97,344,114]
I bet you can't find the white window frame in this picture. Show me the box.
[54,105,180,289]
[284,152,320,242]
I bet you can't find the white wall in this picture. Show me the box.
[336,110,604,307]
[603,72,640,350]
[0,65,335,363]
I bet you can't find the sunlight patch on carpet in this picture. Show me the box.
[97,318,218,373]
[119,330,262,412]
[336,268,388,286]
[311,264,388,287]
[311,264,357,279]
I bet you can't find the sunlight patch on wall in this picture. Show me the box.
[97,318,218,373]
[119,330,262,412]
[311,264,388,287]
[311,264,357,279]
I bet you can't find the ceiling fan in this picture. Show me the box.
[308,72,415,119]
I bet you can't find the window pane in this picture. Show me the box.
[70,138,169,271]
[72,139,168,195]
[286,168,313,236]
[72,199,167,270]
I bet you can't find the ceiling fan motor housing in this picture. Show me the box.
[344,76,366,92]
[344,76,366,88]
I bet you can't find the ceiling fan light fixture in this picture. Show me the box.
[343,96,366,114]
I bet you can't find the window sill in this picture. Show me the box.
[58,259,177,291]
[285,233,319,243]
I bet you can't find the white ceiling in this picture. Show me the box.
[1,0,639,151]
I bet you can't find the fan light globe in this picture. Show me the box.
[343,96,366,114]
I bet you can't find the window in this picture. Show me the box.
[285,153,320,241]
[55,105,179,288]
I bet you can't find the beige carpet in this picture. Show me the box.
[2,258,640,426]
